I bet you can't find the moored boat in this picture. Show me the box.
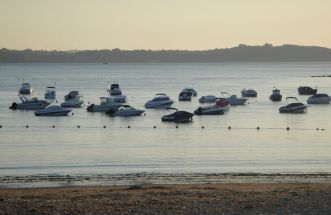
[106,105,145,117]
[182,88,197,97]
[34,105,71,116]
[279,97,308,113]
[19,83,33,95]
[145,94,174,108]
[107,83,122,96]
[221,92,247,105]
[178,91,192,101]
[61,91,84,108]
[199,95,217,103]
[298,86,317,95]
[86,97,121,112]
[44,86,56,100]
[9,96,50,110]
[161,108,193,123]
[269,88,282,101]
[241,88,257,97]
[307,93,331,104]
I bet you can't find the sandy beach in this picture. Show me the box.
[1,183,331,214]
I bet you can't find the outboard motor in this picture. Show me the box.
[86,104,94,112]
[9,102,17,110]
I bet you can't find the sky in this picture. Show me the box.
[0,0,330,50]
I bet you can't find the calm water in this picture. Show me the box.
[1,62,331,177]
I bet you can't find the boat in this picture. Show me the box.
[9,96,50,110]
[86,97,121,112]
[279,97,308,113]
[106,105,145,117]
[199,95,217,103]
[145,94,174,108]
[194,98,230,115]
[44,86,56,100]
[107,83,122,96]
[241,88,257,97]
[161,108,193,123]
[34,105,71,116]
[19,83,33,95]
[307,93,331,104]
[221,92,247,105]
[178,91,192,101]
[61,91,84,108]
[269,88,282,101]
[182,88,197,97]
[298,86,317,95]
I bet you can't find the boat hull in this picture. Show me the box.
[145,101,174,108]
[269,94,282,101]
[112,110,145,117]
[279,106,307,113]
[35,110,71,116]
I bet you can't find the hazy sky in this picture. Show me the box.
[1,0,330,50]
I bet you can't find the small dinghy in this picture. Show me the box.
[35,105,72,116]
[161,108,193,123]
[279,97,307,113]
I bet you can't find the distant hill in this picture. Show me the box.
[1,44,331,63]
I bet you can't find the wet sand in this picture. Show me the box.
[1,183,331,214]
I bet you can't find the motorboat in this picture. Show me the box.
[178,91,192,101]
[106,105,145,117]
[44,86,56,100]
[307,94,331,104]
[194,98,230,115]
[221,92,247,105]
[61,91,84,108]
[269,88,282,101]
[298,86,317,95]
[241,88,257,97]
[111,95,126,103]
[161,108,193,123]
[145,94,174,108]
[279,97,308,113]
[182,88,197,97]
[199,95,217,103]
[19,83,33,95]
[9,96,50,110]
[86,97,121,112]
[34,105,71,116]
[107,83,122,96]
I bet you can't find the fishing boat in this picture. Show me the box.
[269,88,282,101]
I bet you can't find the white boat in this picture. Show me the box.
[86,97,121,112]
[307,94,331,104]
[61,91,84,108]
[279,97,307,113]
[35,105,71,116]
[19,83,33,95]
[241,88,257,97]
[9,96,50,110]
[182,88,197,97]
[221,92,247,105]
[199,95,217,103]
[194,98,230,115]
[178,91,192,101]
[145,94,174,108]
[107,105,145,117]
[44,86,56,100]
[107,83,122,96]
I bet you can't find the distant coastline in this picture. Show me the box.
[1,44,331,63]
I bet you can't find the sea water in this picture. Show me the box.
[0,62,331,178]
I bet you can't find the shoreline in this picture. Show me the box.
[1,173,331,188]
[1,182,330,214]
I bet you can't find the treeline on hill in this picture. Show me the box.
[1,44,331,63]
